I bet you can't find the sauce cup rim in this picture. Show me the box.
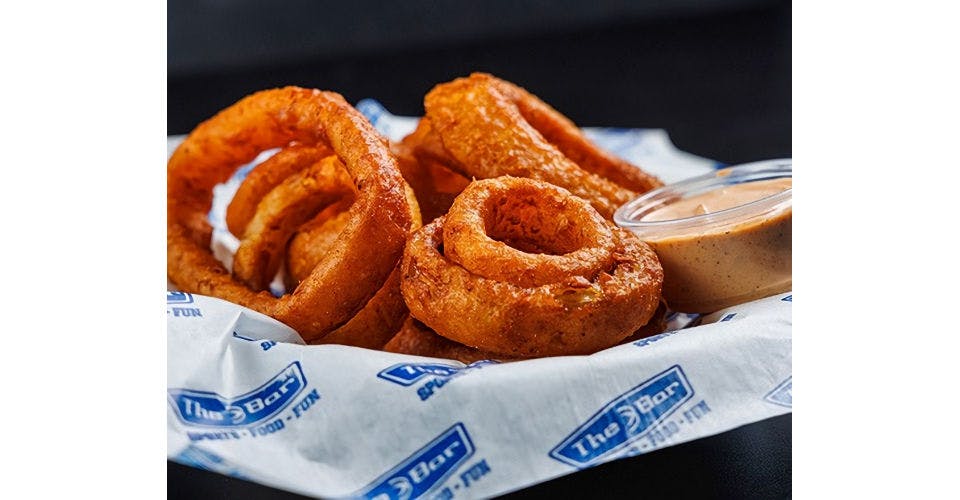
[614,158,792,235]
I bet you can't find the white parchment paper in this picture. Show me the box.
[167,102,791,499]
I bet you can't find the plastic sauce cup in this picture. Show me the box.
[614,159,792,313]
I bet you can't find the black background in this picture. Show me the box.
[168,0,791,497]
[169,0,790,165]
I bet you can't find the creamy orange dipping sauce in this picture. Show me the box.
[637,177,792,313]
[642,178,793,222]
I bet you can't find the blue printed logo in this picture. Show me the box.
[377,361,498,401]
[168,362,306,428]
[377,361,495,387]
[167,291,194,304]
[764,376,792,408]
[378,363,462,386]
[633,329,682,348]
[549,365,694,468]
[357,423,475,500]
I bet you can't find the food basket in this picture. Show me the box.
[166,100,791,498]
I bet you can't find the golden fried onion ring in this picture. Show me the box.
[281,181,421,349]
[167,87,415,341]
[392,121,469,223]
[285,198,355,286]
[315,266,409,349]
[384,316,522,364]
[232,155,354,291]
[442,176,617,288]
[424,73,662,219]
[224,144,332,238]
[401,177,663,357]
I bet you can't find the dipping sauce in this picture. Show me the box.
[614,160,792,313]
[642,178,792,221]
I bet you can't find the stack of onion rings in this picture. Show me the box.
[392,119,470,223]
[423,73,663,219]
[225,150,420,349]
[225,144,334,239]
[167,87,420,344]
[231,154,356,291]
[169,78,668,360]
[399,176,663,358]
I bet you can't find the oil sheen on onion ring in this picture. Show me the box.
[423,73,662,219]
[401,116,459,168]
[285,198,355,287]
[232,155,355,291]
[280,182,422,349]
[167,87,417,342]
[314,265,408,349]
[289,209,408,349]
[225,144,332,238]
[401,177,663,357]
[384,316,523,364]
[392,120,469,222]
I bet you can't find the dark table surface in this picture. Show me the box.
[168,414,791,499]
[167,1,791,497]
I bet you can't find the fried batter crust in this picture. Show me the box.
[424,73,662,219]
[384,316,522,364]
[225,144,331,238]
[167,87,415,341]
[232,155,354,290]
[401,178,663,357]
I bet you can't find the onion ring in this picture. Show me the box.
[441,176,616,288]
[622,301,669,343]
[281,182,422,349]
[313,266,408,349]
[401,177,663,357]
[232,155,354,290]
[392,120,469,222]
[167,87,416,342]
[400,117,462,173]
[493,77,661,194]
[423,73,662,218]
[225,144,332,237]
[384,316,521,364]
[285,198,355,286]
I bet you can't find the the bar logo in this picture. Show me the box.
[168,362,306,428]
[549,365,693,468]
[358,423,475,500]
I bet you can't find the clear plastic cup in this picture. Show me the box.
[614,159,792,313]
